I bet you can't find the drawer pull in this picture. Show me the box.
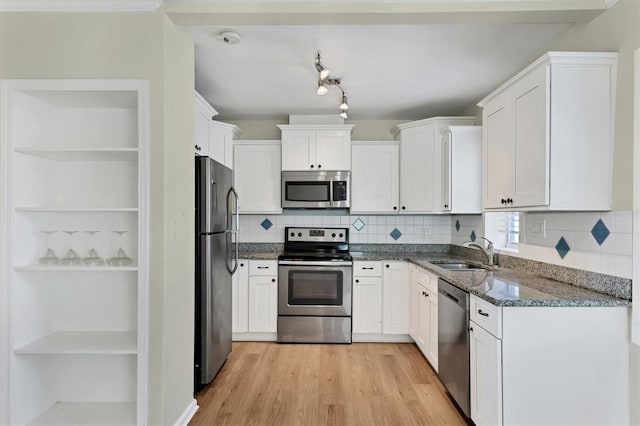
[257,266,269,269]
[362,267,374,270]
[478,309,489,317]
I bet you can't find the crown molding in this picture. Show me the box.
[0,0,163,12]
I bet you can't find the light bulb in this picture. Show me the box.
[339,95,349,111]
[319,69,331,80]
[317,84,328,96]
[339,111,348,119]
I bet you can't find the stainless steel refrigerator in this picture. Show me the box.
[194,156,239,394]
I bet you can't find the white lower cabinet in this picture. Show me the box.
[411,266,438,371]
[470,319,502,426]
[382,261,410,335]
[469,294,630,425]
[353,261,383,334]
[247,260,278,334]
[232,260,249,333]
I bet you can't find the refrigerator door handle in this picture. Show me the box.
[226,187,239,274]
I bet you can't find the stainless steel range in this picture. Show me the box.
[277,227,352,343]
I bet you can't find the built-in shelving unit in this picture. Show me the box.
[1,80,149,426]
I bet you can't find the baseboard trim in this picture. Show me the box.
[352,333,413,343]
[173,399,198,426]
[233,332,278,342]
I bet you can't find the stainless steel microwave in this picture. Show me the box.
[281,171,350,209]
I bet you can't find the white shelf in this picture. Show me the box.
[15,148,138,162]
[14,331,137,355]
[27,402,136,426]
[14,265,138,272]
[15,207,138,213]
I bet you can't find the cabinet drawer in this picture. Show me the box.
[470,295,502,338]
[354,261,382,276]
[249,260,277,276]
[417,267,438,294]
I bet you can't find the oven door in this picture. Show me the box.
[278,261,352,317]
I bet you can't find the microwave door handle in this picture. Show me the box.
[329,177,334,207]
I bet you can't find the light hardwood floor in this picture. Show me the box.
[191,342,468,426]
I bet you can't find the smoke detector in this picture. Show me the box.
[217,31,241,45]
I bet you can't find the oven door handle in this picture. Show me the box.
[278,260,353,267]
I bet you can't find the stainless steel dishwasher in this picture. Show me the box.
[438,278,470,417]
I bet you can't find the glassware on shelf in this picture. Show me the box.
[82,230,105,266]
[60,230,82,266]
[107,230,133,266]
[39,231,60,265]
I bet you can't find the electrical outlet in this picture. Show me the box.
[422,227,432,239]
[532,219,546,237]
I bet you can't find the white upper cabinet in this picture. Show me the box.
[478,52,617,211]
[351,141,400,214]
[233,140,282,214]
[278,125,353,171]
[440,126,482,214]
[394,117,475,214]
[194,91,239,169]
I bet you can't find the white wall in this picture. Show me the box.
[227,119,409,141]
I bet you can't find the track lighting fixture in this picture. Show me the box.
[314,51,350,118]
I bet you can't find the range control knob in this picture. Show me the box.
[339,233,344,238]
[332,233,336,238]
[298,232,302,237]
[290,232,295,237]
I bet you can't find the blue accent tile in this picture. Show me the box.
[591,219,610,246]
[390,228,402,240]
[555,237,570,259]
[352,218,365,232]
[470,230,476,242]
[455,219,461,232]
[260,218,273,231]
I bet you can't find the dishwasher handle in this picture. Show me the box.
[439,289,460,304]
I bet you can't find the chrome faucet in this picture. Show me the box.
[462,237,495,266]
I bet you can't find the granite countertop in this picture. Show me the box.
[239,249,630,308]
[352,252,629,308]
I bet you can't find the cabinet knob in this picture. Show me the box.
[393,206,397,210]
[310,164,314,168]
[507,198,513,204]
[355,279,360,283]
[401,206,406,210]
[386,264,390,268]
[425,293,429,297]
[501,198,506,204]
[444,204,448,208]
[240,263,244,267]
[318,164,322,168]
[271,278,276,283]
[469,326,474,332]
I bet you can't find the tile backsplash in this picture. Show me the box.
[239,214,452,245]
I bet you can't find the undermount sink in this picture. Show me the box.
[435,262,488,271]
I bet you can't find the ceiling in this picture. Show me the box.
[187,22,572,121]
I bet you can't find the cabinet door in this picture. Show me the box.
[281,130,314,170]
[233,142,282,213]
[470,321,503,426]
[353,276,383,334]
[399,125,435,213]
[208,121,227,165]
[232,260,249,333]
[427,295,438,371]
[315,129,351,170]
[511,65,549,208]
[382,261,410,334]
[441,131,452,212]
[483,91,513,209]
[248,275,278,333]
[194,97,212,156]
[351,143,399,213]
